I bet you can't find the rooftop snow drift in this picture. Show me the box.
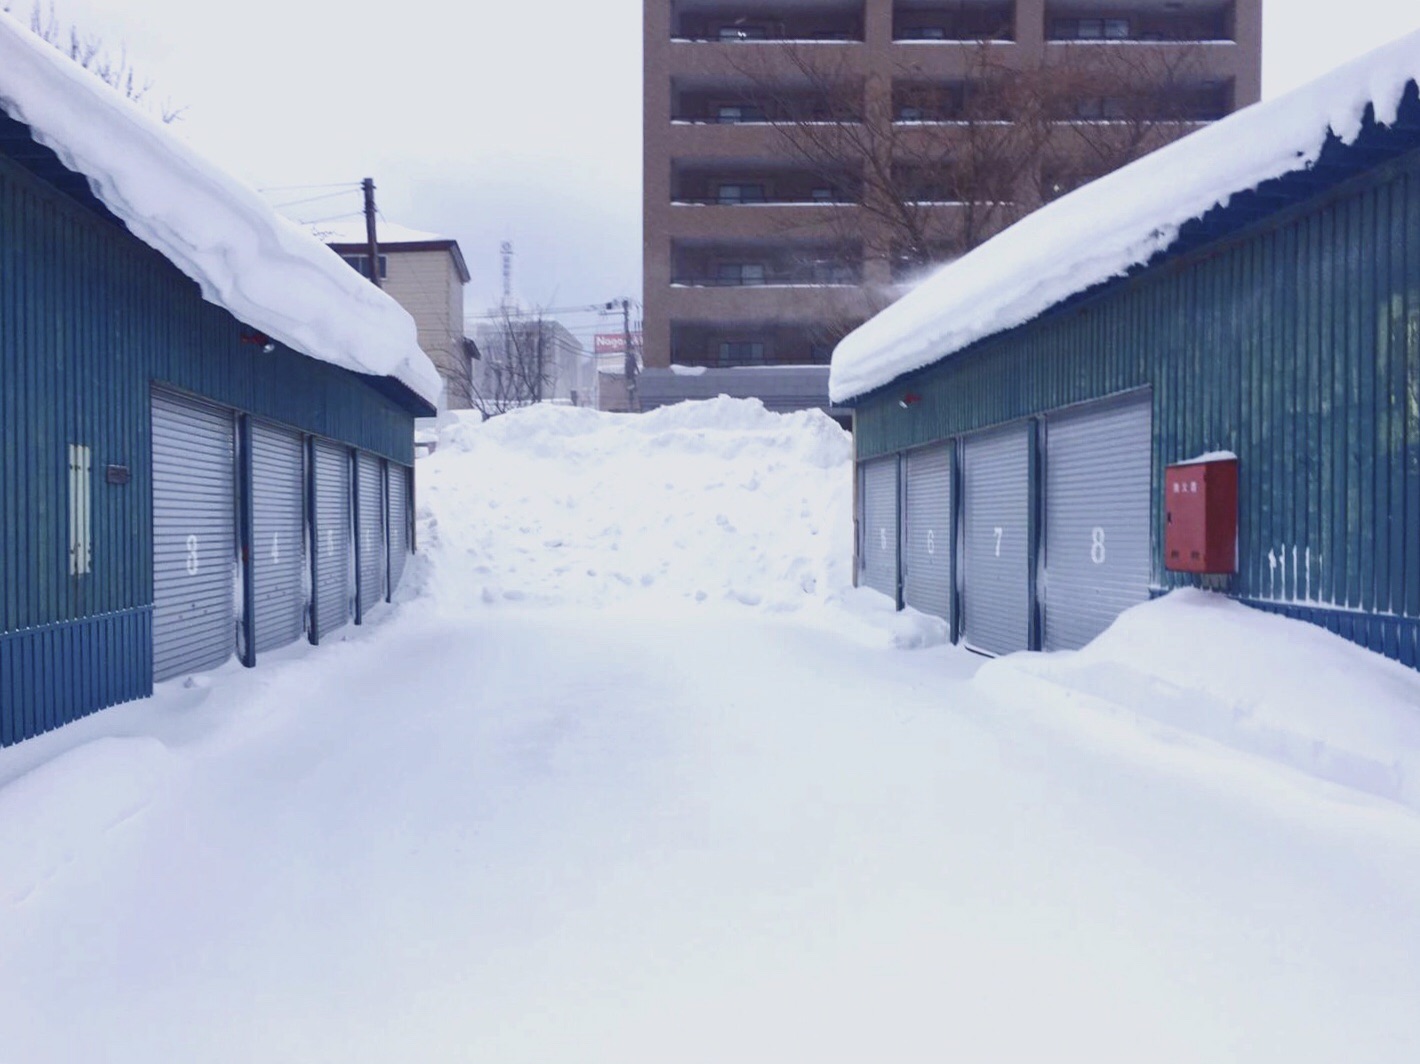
[0,12,441,408]
[830,29,1420,404]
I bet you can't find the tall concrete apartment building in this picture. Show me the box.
[642,1,1262,413]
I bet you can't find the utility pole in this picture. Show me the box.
[362,177,381,290]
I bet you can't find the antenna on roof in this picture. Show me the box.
[501,241,514,309]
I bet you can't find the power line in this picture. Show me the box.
[257,181,361,193]
[303,210,364,225]
[272,188,360,211]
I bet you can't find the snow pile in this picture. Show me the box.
[0,12,440,406]
[419,398,863,616]
[830,29,1420,402]
[977,589,1420,810]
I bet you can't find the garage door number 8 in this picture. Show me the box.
[1091,527,1107,564]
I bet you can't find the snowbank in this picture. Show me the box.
[830,29,1420,403]
[420,398,864,617]
[976,590,1420,810]
[0,12,440,406]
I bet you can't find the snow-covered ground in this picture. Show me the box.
[2,401,1419,1063]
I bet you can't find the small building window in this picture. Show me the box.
[716,183,767,204]
[905,26,946,40]
[716,262,767,286]
[718,24,768,40]
[717,104,766,123]
[719,340,766,365]
[341,254,388,279]
[810,187,836,202]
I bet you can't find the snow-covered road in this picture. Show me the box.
[3,402,1419,1062]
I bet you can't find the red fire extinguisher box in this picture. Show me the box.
[1165,455,1238,574]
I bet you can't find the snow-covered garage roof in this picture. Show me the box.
[830,29,1420,405]
[0,12,441,409]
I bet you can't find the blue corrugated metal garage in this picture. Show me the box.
[838,42,1420,668]
[0,47,431,744]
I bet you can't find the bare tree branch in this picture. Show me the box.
[7,1,184,123]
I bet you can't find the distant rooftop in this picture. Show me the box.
[311,219,450,245]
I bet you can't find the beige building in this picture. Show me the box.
[643,0,1262,407]
[316,220,474,408]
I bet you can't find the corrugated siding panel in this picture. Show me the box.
[902,444,953,623]
[356,453,385,617]
[1043,395,1153,651]
[250,421,305,653]
[389,463,410,593]
[961,424,1031,655]
[312,440,351,641]
[151,389,235,683]
[853,150,1420,669]
[0,610,152,745]
[859,456,899,602]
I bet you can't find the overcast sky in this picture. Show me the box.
[11,1,1420,330]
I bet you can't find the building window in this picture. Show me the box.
[719,340,766,365]
[718,24,767,40]
[716,104,767,123]
[810,187,836,202]
[1054,17,1131,40]
[904,26,946,40]
[811,261,856,284]
[716,262,767,286]
[716,183,767,204]
[341,254,388,279]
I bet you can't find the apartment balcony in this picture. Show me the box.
[667,163,860,235]
[674,237,860,282]
[1045,0,1238,43]
[666,278,873,323]
[671,82,862,125]
[671,1,864,43]
[669,321,853,368]
[893,2,1016,42]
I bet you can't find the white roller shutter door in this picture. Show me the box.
[902,443,953,623]
[312,439,351,641]
[859,456,899,604]
[356,452,385,619]
[1043,395,1152,650]
[961,424,1031,655]
[388,464,410,593]
[249,421,306,653]
[151,389,236,682]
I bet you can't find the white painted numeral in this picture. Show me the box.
[1091,527,1107,565]
[926,529,935,555]
[880,527,888,552]
[993,527,1003,557]
[185,534,200,575]
[271,531,280,565]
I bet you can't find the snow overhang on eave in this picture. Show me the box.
[0,11,443,409]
